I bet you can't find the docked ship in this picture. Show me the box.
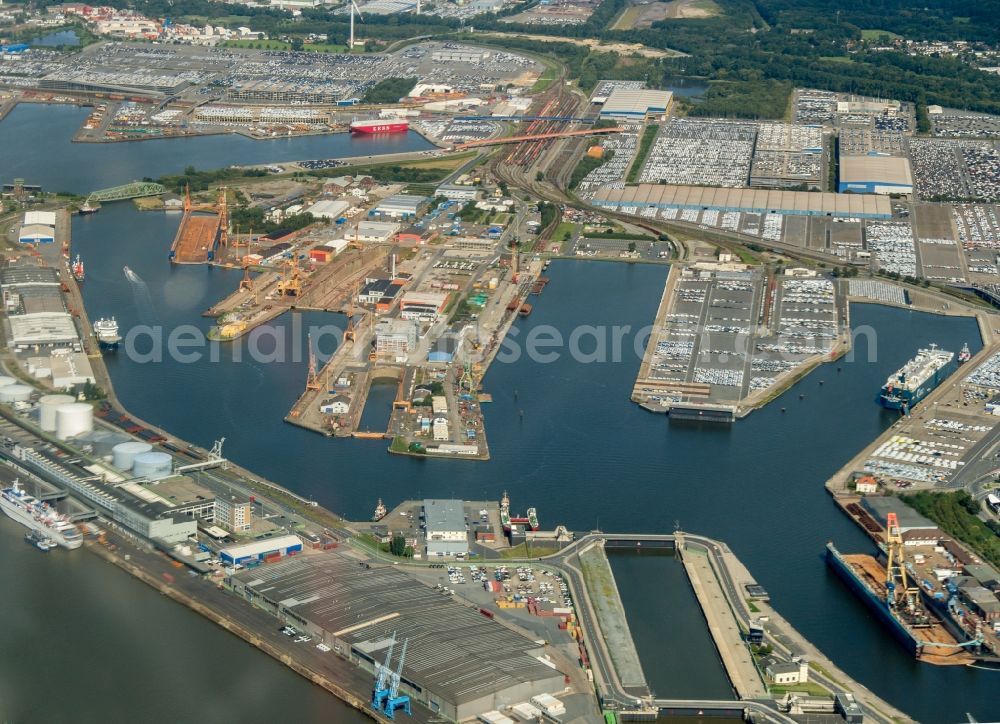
[500,491,539,533]
[93,317,121,349]
[826,542,974,664]
[879,343,953,410]
[372,498,387,522]
[349,119,409,135]
[71,255,85,283]
[1,480,83,550]
[958,343,971,364]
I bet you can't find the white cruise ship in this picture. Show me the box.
[1,480,83,549]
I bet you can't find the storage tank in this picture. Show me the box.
[78,430,130,458]
[55,402,93,439]
[38,394,75,432]
[0,376,15,388]
[112,441,153,471]
[132,451,173,479]
[0,384,33,403]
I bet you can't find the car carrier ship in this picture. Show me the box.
[349,119,409,135]
[879,343,953,411]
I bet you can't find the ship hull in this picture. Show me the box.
[350,121,409,134]
[1,498,83,549]
[825,543,919,656]
[879,362,949,410]
[97,339,120,350]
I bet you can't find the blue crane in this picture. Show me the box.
[371,634,396,712]
[382,638,411,720]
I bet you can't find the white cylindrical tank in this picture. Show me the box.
[112,441,153,471]
[38,394,75,432]
[0,376,15,388]
[132,451,173,479]
[55,402,93,439]
[0,384,33,403]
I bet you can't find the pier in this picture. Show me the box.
[632,261,849,421]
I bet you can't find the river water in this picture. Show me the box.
[1,102,999,722]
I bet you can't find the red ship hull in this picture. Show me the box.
[350,121,409,134]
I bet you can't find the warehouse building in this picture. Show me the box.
[304,198,350,220]
[838,155,913,195]
[229,555,565,720]
[860,497,941,543]
[599,88,672,120]
[218,534,303,565]
[374,194,429,220]
[423,498,467,558]
[400,291,449,322]
[435,183,480,201]
[355,220,400,243]
[18,223,55,244]
[592,184,892,219]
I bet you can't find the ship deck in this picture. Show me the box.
[843,554,974,665]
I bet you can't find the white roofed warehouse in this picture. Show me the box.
[599,88,673,120]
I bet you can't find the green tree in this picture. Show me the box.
[390,534,406,557]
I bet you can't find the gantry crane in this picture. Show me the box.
[305,332,321,392]
[382,638,411,719]
[276,253,302,297]
[372,635,397,711]
[344,279,358,343]
[239,228,255,293]
[884,512,921,614]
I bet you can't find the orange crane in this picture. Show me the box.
[305,333,321,391]
[239,227,255,292]
[276,253,302,297]
[344,279,358,343]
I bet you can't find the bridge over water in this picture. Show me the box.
[85,181,166,207]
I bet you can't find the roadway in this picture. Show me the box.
[544,532,912,724]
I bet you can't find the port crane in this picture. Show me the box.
[382,638,411,719]
[884,512,927,621]
[371,634,397,711]
[305,333,322,392]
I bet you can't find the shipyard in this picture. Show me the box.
[5,1,1000,720]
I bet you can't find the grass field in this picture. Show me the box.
[554,221,577,242]
[861,28,902,41]
[611,5,644,29]
[395,152,477,171]
[531,58,560,93]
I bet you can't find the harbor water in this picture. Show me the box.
[2,102,999,722]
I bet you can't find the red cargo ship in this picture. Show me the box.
[350,119,409,134]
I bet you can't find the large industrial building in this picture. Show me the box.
[838,155,914,195]
[423,498,468,558]
[373,194,429,220]
[1,261,81,349]
[599,87,673,120]
[229,554,566,720]
[592,184,892,219]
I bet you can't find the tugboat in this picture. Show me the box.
[25,529,55,551]
[71,255,85,283]
[93,317,121,350]
[78,202,99,215]
[372,498,387,522]
[958,343,971,364]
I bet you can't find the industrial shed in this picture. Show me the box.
[230,555,565,721]
[18,223,55,244]
[839,155,913,195]
[599,88,673,120]
[593,184,892,219]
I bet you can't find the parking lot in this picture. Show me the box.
[638,119,756,187]
[932,111,1000,139]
